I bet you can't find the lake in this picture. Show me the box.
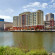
[0,32,55,52]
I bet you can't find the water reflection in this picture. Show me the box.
[0,32,14,46]
[42,32,54,52]
[13,32,55,52]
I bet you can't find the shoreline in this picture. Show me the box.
[1,31,55,32]
[10,31,55,32]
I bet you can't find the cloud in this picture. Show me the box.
[23,1,55,12]
[51,0,54,3]
[29,2,41,7]
[32,8,37,12]
[52,3,55,7]
[24,9,28,11]
[0,15,12,22]
[0,8,14,22]
[23,2,40,8]
[23,2,48,9]
[5,8,14,14]
[22,2,49,12]
[48,3,55,9]
[42,3,48,8]
[0,8,14,15]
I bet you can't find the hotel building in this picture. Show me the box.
[13,10,44,30]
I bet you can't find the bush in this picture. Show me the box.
[26,49,48,55]
[0,46,5,55]
[0,46,25,55]
[0,47,48,55]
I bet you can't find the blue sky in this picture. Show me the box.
[0,0,55,22]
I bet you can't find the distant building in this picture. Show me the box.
[44,20,55,29]
[4,22,13,30]
[44,21,55,26]
[0,18,4,31]
[0,18,4,21]
[0,18,13,31]
[45,13,54,21]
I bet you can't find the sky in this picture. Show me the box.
[0,0,55,22]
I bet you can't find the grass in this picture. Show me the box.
[0,46,48,55]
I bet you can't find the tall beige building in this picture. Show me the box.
[30,12,37,26]
[29,10,44,26]
[37,10,44,25]
[13,16,19,27]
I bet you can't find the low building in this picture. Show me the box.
[44,20,55,30]
[4,22,13,31]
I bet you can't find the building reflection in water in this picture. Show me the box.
[13,32,55,52]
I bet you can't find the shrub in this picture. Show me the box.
[26,49,48,55]
[0,46,5,55]
[0,46,25,55]
[0,47,48,55]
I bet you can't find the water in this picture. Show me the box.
[0,32,55,52]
